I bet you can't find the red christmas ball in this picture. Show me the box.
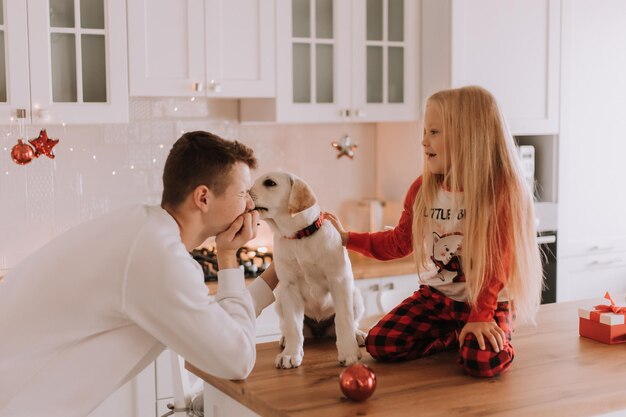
[11,139,35,165]
[339,363,377,402]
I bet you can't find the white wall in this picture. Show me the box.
[375,121,423,227]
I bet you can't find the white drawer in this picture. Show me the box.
[557,251,626,302]
[558,236,626,258]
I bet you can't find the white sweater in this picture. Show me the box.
[0,205,275,417]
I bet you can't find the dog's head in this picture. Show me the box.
[250,172,318,220]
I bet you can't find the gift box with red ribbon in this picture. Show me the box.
[578,292,626,344]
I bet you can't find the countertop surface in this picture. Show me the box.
[187,296,626,417]
[206,252,416,295]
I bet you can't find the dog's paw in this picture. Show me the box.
[275,350,303,369]
[338,348,362,367]
[355,329,367,346]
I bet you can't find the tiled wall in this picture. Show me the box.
[0,98,398,270]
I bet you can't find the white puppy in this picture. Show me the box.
[251,172,366,369]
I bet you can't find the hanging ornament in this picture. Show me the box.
[11,139,36,165]
[11,108,36,165]
[332,135,358,159]
[338,363,377,402]
[29,129,59,159]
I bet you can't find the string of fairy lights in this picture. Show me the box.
[1,115,184,180]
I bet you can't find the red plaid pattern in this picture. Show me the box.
[365,285,514,378]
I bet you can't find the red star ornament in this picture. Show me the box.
[29,129,60,159]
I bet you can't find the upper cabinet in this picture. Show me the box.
[0,0,128,124]
[421,0,560,135]
[127,0,275,98]
[241,0,418,123]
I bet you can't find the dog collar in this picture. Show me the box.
[285,213,325,240]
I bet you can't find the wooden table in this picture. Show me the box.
[187,297,626,417]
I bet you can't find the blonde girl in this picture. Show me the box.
[327,86,542,377]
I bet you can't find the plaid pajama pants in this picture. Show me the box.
[365,285,514,378]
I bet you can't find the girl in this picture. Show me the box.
[326,86,543,378]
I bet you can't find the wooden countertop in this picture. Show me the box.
[187,296,626,417]
[348,252,415,279]
[206,253,416,295]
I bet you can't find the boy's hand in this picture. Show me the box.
[323,212,349,246]
[215,210,259,269]
[459,321,506,352]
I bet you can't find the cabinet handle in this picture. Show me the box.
[368,284,380,291]
[38,109,50,120]
[590,245,614,251]
[340,109,351,117]
[193,82,204,92]
[589,258,623,267]
[354,108,366,118]
[16,109,27,119]
[208,80,222,92]
[383,282,395,290]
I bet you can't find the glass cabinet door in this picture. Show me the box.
[48,0,106,103]
[291,0,335,104]
[352,0,416,121]
[365,0,404,104]
[275,0,350,121]
[365,0,405,103]
[270,0,416,122]
[27,0,128,124]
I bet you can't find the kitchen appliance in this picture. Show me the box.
[516,145,535,197]
[191,246,273,281]
[538,231,557,304]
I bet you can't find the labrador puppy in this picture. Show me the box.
[251,172,366,369]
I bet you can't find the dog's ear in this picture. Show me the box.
[288,178,317,215]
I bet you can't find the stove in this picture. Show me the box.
[191,246,273,282]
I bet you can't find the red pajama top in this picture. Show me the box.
[347,176,510,322]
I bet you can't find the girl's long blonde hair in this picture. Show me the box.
[413,86,543,323]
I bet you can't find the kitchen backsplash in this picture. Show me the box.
[0,98,422,270]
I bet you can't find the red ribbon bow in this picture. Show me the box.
[594,292,626,315]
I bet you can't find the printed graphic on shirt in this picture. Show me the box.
[423,207,466,221]
[427,232,465,284]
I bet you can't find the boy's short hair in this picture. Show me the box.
[161,131,257,208]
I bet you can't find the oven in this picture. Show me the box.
[538,231,557,304]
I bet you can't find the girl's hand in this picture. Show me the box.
[459,321,506,352]
[323,212,349,246]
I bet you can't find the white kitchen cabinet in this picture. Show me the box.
[127,0,274,98]
[556,0,626,301]
[256,300,281,343]
[558,0,626,259]
[421,0,560,135]
[240,0,418,123]
[0,0,128,124]
[355,274,418,320]
[557,252,626,302]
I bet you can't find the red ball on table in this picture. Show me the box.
[339,363,377,402]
